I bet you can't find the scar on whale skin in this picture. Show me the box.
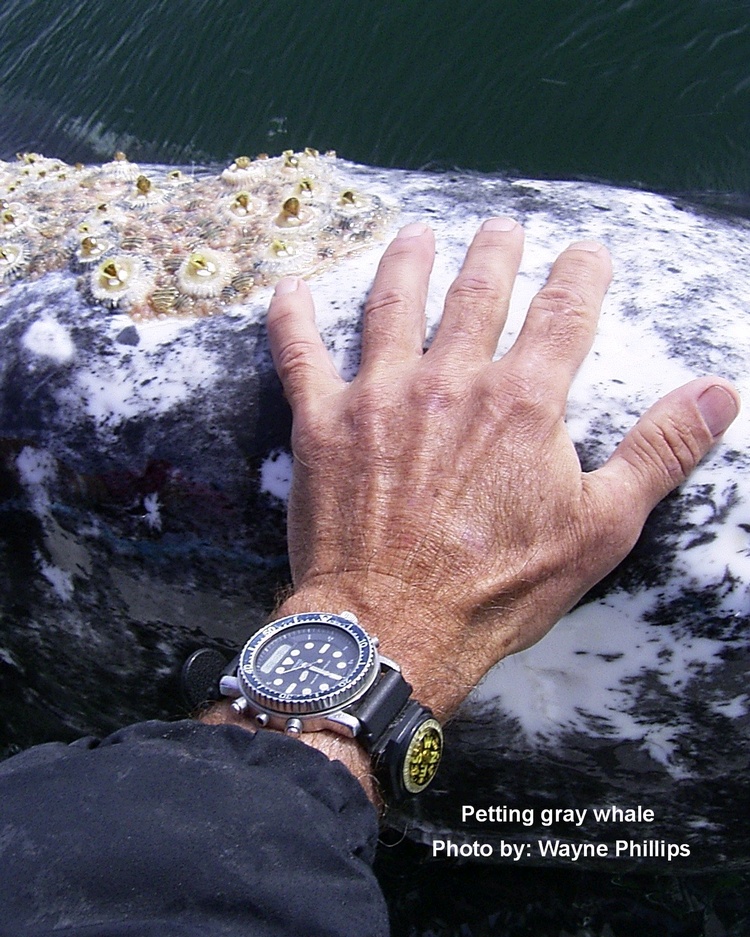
[0,149,397,320]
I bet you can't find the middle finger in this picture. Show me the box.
[427,217,525,367]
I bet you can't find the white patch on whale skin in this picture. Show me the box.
[711,695,749,719]
[59,333,219,427]
[14,446,93,601]
[35,551,74,602]
[142,493,162,532]
[21,316,75,363]
[474,592,729,778]
[15,446,58,515]
[260,449,293,501]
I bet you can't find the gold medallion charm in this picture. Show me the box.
[403,718,443,794]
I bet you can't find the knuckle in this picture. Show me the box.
[531,283,589,324]
[364,286,413,319]
[629,415,704,487]
[274,337,318,387]
[347,379,400,436]
[409,369,464,412]
[482,368,560,425]
[446,274,502,307]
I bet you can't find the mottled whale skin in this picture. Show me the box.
[0,152,748,871]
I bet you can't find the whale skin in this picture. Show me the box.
[0,150,748,870]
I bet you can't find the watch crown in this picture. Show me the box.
[231,697,249,715]
[285,718,303,737]
[339,610,359,623]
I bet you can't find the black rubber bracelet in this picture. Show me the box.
[352,668,413,750]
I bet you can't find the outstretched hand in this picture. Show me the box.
[266,218,740,722]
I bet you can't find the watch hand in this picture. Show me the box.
[309,664,344,681]
[276,662,309,674]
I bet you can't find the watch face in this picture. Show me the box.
[238,612,377,715]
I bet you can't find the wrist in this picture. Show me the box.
[200,700,382,808]
[198,589,451,810]
[274,574,472,722]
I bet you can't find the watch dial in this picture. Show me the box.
[250,623,361,700]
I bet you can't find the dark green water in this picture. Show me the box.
[1,0,749,199]
[1,2,749,934]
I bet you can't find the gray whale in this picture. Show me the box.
[0,151,748,870]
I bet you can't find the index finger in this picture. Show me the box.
[357,222,436,377]
[267,276,344,408]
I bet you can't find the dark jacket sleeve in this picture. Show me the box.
[0,720,389,937]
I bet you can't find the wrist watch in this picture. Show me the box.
[184,611,443,801]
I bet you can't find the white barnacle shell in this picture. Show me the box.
[279,148,324,178]
[74,234,111,268]
[100,152,141,183]
[334,188,377,215]
[90,255,152,308]
[123,175,167,210]
[1,202,35,235]
[176,249,236,299]
[273,196,321,232]
[0,241,28,281]
[223,190,260,220]
[258,237,315,276]
[81,202,130,231]
[165,169,191,187]
[220,156,264,190]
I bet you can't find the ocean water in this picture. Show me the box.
[1,0,749,200]
[1,1,748,935]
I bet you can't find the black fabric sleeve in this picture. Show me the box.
[0,720,389,937]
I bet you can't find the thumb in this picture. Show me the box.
[593,377,740,525]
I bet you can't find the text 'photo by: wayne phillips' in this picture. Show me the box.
[0,145,748,875]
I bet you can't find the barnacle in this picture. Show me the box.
[90,255,152,307]
[2,203,33,234]
[258,237,314,275]
[75,235,109,267]
[100,151,141,182]
[221,156,261,190]
[274,196,318,230]
[125,175,166,210]
[225,191,258,218]
[0,148,397,317]
[176,249,236,299]
[0,242,27,280]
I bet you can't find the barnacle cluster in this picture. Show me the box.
[0,149,395,319]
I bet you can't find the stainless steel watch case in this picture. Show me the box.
[218,611,401,739]
[206,610,443,800]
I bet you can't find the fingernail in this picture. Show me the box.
[274,276,300,295]
[396,222,428,239]
[697,385,740,437]
[482,216,518,232]
[568,240,604,253]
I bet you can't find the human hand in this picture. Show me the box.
[266,218,740,722]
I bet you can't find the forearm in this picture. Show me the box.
[0,720,388,936]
